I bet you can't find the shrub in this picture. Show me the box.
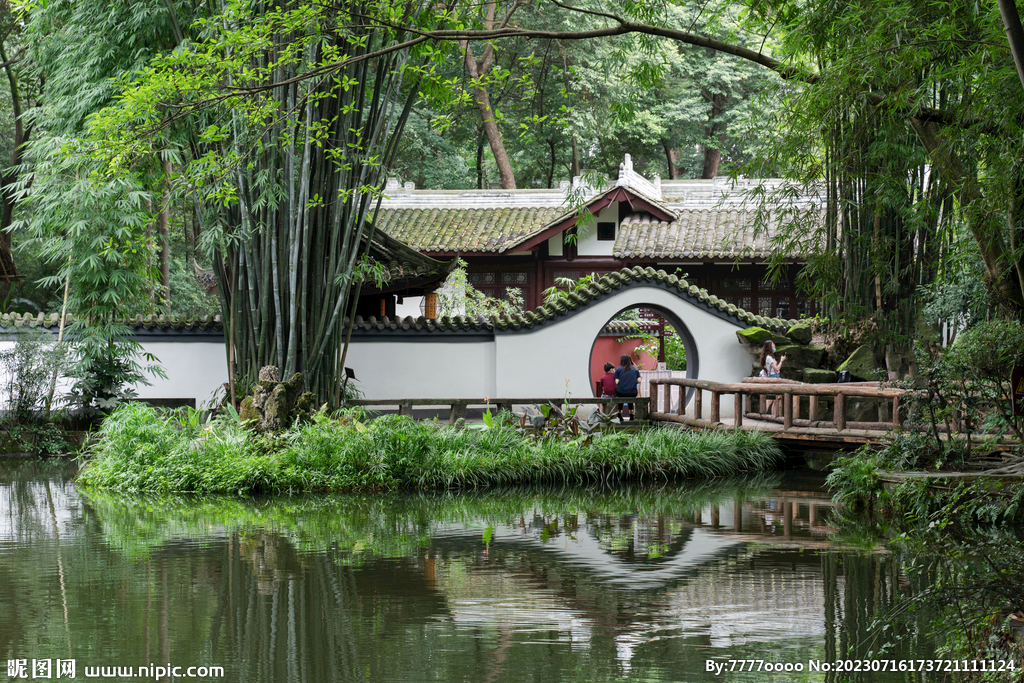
[78,405,783,494]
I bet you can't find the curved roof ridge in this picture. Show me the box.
[349,267,794,335]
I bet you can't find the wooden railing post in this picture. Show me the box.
[783,391,793,430]
[893,396,903,427]
[808,395,818,423]
[834,393,846,431]
[676,387,685,415]
[649,381,658,414]
[744,393,752,415]
[694,388,703,420]
[734,393,743,428]
[663,383,671,415]
[710,391,721,423]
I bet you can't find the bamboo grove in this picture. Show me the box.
[204,4,421,405]
[93,0,436,406]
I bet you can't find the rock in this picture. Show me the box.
[736,327,776,347]
[802,368,837,384]
[239,365,316,432]
[785,322,813,345]
[258,366,281,383]
[847,398,889,423]
[775,344,825,369]
[837,345,883,381]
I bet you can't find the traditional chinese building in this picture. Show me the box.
[375,156,817,319]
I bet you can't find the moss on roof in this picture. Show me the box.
[2,268,795,337]
[349,267,796,333]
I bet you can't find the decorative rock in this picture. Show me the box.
[736,326,776,347]
[258,366,281,383]
[240,365,316,432]
[775,344,825,368]
[785,322,813,345]
[837,345,883,381]
[802,368,837,384]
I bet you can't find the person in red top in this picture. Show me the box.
[599,362,616,397]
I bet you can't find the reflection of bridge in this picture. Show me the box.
[429,491,840,592]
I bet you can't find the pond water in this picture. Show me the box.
[1,460,934,682]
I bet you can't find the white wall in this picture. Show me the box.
[576,202,618,257]
[492,285,748,416]
[118,283,750,417]
[136,341,228,407]
[343,339,497,399]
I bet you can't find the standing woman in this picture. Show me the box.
[760,340,786,415]
[760,340,786,378]
[615,353,642,421]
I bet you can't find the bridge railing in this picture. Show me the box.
[647,377,907,433]
[345,397,651,424]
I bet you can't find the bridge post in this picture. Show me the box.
[662,383,671,416]
[808,395,818,423]
[734,393,743,428]
[783,391,793,430]
[710,391,720,423]
[892,396,903,427]
[834,394,846,431]
[449,401,467,424]
[694,388,702,420]
[649,381,658,414]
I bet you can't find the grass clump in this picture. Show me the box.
[77,403,783,494]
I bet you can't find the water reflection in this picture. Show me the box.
[0,461,932,682]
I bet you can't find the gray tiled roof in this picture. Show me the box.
[2,269,794,339]
[614,211,798,260]
[374,207,564,253]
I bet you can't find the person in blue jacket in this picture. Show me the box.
[615,354,642,421]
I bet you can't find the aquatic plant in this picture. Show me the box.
[77,403,783,494]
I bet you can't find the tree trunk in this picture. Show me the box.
[0,38,25,287]
[462,40,516,189]
[998,0,1024,92]
[910,117,1024,309]
[661,139,681,179]
[546,138,556,188]
[158,158,172,305]
[476,134,487,189]
[701,91,727,179]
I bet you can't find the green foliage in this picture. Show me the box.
[0,327,72,419]
[892,319,1024,466]
[164,258,218,318]
[78,403,782,494]
[437,258,524,318]
[14,135,166,412]
[828,477,1024,678]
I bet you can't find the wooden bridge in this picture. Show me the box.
[648,377,909,447]
[348,381,1017,451]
